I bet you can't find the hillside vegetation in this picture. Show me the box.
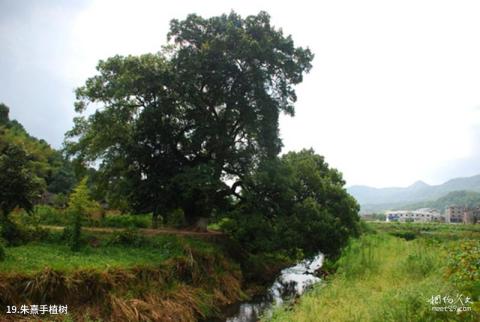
[349,176,480,212]
[399,190,480,211]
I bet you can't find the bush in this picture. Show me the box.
[165,208,186,228]
[392,231,417,241]
[446,240,480,296]
[100,213,151,229]
[64,211,82,251]
[34,205,67,225]
[0,216,24,245]
[106,228,148,247]
[0,240,5,261]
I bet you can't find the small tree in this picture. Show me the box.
[65,178,97,251]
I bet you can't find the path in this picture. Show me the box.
[41,225,225,237]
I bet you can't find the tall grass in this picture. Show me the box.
[268,233,479,322]
[0,238,244,321]
[11,206,152,229]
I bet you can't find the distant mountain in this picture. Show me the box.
[399,190,480,212]
[348,174,480,212]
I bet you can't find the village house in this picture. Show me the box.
[386,206,480,224]
[385,208,442,223]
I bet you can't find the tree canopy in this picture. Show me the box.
[224,149,360,257]
[0,103,76,198]
[65,11,314,225]
[0,142,43,217]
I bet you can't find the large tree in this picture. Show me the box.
[224,149,360,257]
[65,11,313,227]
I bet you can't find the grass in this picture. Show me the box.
[11,206,153,229]
[0,229,244,321]
[0,242,179,274]
[267,225,479,322]
[0,228,199,275]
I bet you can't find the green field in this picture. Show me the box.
[268,223,480,322]
[0,241,180,274]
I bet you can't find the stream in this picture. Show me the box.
[222,253,324,322]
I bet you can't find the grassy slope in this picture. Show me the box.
[268,227,479,322]
[0,232,243,321]
[0,228,227,275]
[0,243,178,274]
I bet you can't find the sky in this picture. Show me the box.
[1,0,480,188]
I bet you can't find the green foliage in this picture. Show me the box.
[16,206,152,229]
[400,190,480,211]
[446,240,480,297]
[0,142,43,220]
[0,103,9,125]
[0,239,182,274]
[225,149,360,257]
[0,103,76,197]
[361,213,386,221]
[164,208,186,228]
[391,231,417,240]
[106,228,148,247]
[99,213,151,229]
[34,205,68,225]
[68,178,99,215]
[66,211,82,251]
[335,234,382,278]
[0,213,51,246]
[0,239,5,261]
[52,193,68,208]
[0,216,23,245]
[65,11,313,226]
[401,242,437,278]
[65,178,98,251]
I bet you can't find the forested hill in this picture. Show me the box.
[0,103,76,197]
[397,190,480,211]
[348,175,480,212]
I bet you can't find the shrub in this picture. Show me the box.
[392,231,417,241]
[0,216,23,245]
[106,228,148,247]
[100,213,151,229]
[0,239,5,261]
[446,240,480,296]
[34,205,67,225]
[165,209,186,228]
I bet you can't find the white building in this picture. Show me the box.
[386,208,442,222]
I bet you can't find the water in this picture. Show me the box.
[223,253,324,322]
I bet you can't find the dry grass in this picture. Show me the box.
[0,243,244,321]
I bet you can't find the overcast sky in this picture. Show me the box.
[2,0,480,188]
